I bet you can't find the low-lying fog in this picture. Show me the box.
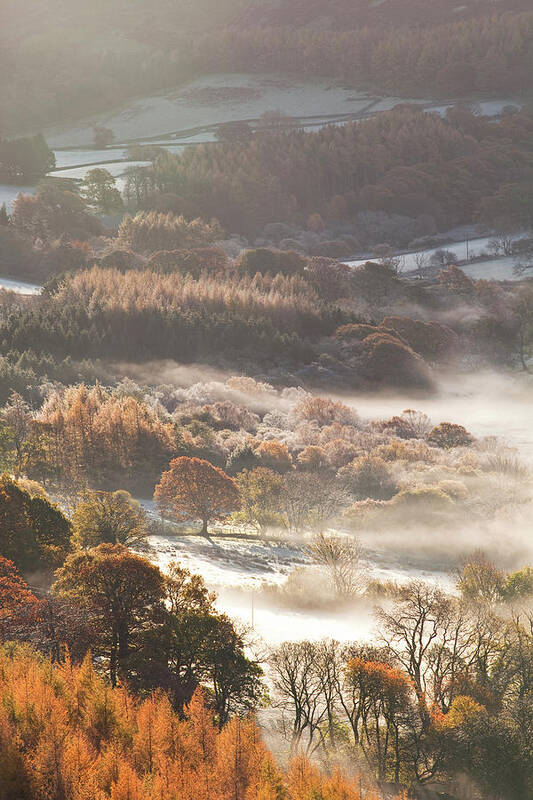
[347,370,533,462]
[142,368,533,646]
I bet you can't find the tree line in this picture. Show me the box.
[127,107,533,236]
[1,541,532,798]
[192,12,533,99]
[2,4,531,135]
[0,639,402,800]
[267,579,533,798]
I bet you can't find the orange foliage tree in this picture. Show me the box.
[0,646,390,800]
[255,440,293,474]
[53,543,165,686]
[0,556,39,637]
[344,658,413,783]
[155,456,240,535]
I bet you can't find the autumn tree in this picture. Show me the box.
[82,168,123,214]
[0,556,39,638]
[294,396,358,428]
[501,566,533,601]
[72,489,149,549]
[155,457,240,535]
[33,384,179,493]
[136,562,262,722]
[0,475,71,572]
[0,391,32,476]
[255,441,293,474]
[340,455,398,500]
[343,657,412,782]
[234,467,285,534]
[456,554,505,603]
[117,211,223,253]
[53,543,165,686]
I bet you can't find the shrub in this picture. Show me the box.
[373,439,433,463]
[294,396,358,427]
[235,248,306,276]
[427,422,474,449]
[381,316,458,361]
[360,333,433,390]
[255,440,293,473]
[340,455,398,500]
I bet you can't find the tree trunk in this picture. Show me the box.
[110,628,118,687]
[201,517,209,536]
[118,623,129,670]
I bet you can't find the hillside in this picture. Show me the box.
[241,0,533,29]
[2,0,532,135]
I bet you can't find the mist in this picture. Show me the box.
[128,361,532,653]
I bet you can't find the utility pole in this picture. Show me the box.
[251,585,255,629]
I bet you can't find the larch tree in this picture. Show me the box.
[154,457,240,536]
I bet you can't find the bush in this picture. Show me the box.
[235,248,307,276]
[360,333,433,390]
[97,248,144,271]
[427,422,474,449]
[381,316,458,361]
[340,455,398,500]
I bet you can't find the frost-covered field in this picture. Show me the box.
[41,73,519,149]
[1,72,519,214]
[345,236,526,281]
[42,73,390,148]
[144,531,455,644]
[0,276,41,294]
[53,148,128,169]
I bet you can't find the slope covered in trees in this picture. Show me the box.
[0,644,401,800]
[2,1,532,134]
[195,11,533,98]
[241,0,532,29]
[125,107,533,235]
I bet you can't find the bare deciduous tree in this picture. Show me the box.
[268,640,329,755]
[309,533,364,599]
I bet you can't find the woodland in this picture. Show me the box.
[1,2,533,800]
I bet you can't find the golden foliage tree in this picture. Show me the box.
[155,456,240,535]
[0,647,389,800]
